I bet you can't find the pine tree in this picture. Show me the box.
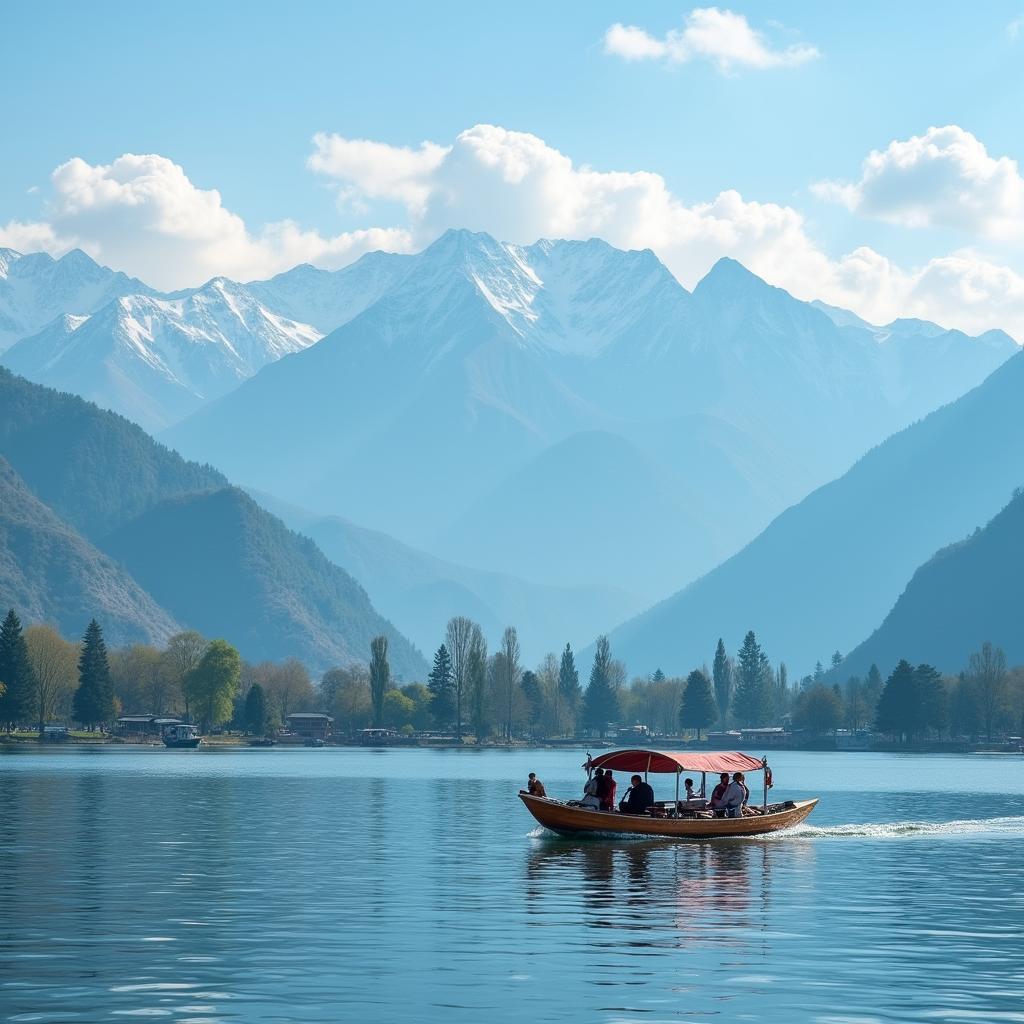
[712,638,732,729]
[369,635,390,727]
[427,644,455,728]
[0,609,35,731]
[875,659,916,742]
[72,619,115,730]
[679,669,717,739]
[243,683,268,736]
[733,631,766,727]
[520,670,545,737]
[558,643,582,736]
[582,636,620,737]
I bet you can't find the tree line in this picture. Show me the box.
[2,605,1021,743]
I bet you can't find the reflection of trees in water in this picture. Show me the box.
[525,837,815,954]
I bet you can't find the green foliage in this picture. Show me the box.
[319,665,372,733]
[794,684,844,734]
[400,683,434,730]
[582,635,620,737]
[733,631,768,727]
[427,644,455,728]
[0,608,36,729]
[243,683,269,735]
[184,638,241,733]
[875,659,948,741]
[383,688,415,728]
[520,670,545,738]
[369,635,390,726]
[72,619,115,728]
[679,669,717,738]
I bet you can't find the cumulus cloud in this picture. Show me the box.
[3,153,413,289]
[813,125,1024,240]
[603,7,820,72]
[310,123,1024,340]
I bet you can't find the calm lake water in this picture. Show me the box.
[1,748,1023,1023]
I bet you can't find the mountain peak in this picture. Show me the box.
[696,256,767,292]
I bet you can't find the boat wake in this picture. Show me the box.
[763,815,1024,841]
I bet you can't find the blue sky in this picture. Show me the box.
[4,2,1024,336]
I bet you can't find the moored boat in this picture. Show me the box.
[520,748,818,839]
[162,723,202,749]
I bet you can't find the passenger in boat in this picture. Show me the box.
[709,772,731,814]
[526,772,547,798]
[721,774,747,818]
[683,778,698,801]
[581,769,602,808]
[619,775,655,814]
[598,769,617,811]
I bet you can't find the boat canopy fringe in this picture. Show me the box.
[585,749,766,774]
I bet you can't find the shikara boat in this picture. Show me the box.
[520,749,818,839]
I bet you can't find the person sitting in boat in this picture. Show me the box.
[619,775,655,815]
[526,772,547,798]
[709,772,731,814]
[721,773,747,818]
[597,768,617,810]
[683,778,699,802]
[581,769,603,808]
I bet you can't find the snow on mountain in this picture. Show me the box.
[4,278,321,431]
[246,250,415,334]
[165,229,1019,603]
[0,248,154,352]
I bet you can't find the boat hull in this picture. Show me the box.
[520,793,818,839]
[163,738,202,749]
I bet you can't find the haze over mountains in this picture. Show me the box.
[605,350,1024,676]
[1,230,1020,678]
[165,229,1015,601]
[0,368,424,676]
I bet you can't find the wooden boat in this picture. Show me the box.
[520,748,818,839]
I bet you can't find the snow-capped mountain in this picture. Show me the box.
[165,229,1018,601]
[0,247,153,352]
[4,278,321,430]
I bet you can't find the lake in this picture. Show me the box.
[1,747,1023,1023]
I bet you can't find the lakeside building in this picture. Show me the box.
[285,713,334,742]
[114,715,182,739]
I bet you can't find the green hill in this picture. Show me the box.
[837,489,1024,676]
[0,368,425,675]
[0,455,179,644]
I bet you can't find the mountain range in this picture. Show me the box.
[1,231,1020,676]
[0,368,424,676]
[164,229,1016,602]
[603,350,1024,676]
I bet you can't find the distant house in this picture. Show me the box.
[115,715,182,738]
[739,727,788,747]
[286,713,333,741]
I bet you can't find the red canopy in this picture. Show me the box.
[586,749,765,775]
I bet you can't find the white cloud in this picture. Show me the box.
[3,153,413,289]
[813,125,1024,240]
[1007,15,1023,40]
[603,7,819,72]
[311,123,1024,340]
[307,134,449,215]
[6,128,1024,342]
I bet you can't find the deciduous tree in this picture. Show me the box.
[184,639,241,733]
[24,625,78,732]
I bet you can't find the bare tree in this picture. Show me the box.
[467,624,488,742]
[967,642,1009,742]
[445,616,473,739]
[24,625,78,732]
[165,631,208,722]
[500,626,521,743]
